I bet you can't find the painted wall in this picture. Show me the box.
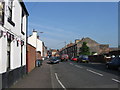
[28,31,43,57]
[37,39,43,56]
[0,26,7,73]
[0,0,27,73]
[28,31,37,48]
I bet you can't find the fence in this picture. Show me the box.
[89,55,111,63]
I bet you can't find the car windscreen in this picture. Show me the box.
[111,57,120,63]
[82,55,88,60]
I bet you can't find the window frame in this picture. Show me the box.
[0,1,5,25]
[21,9,25,35]
[7,0,15,26]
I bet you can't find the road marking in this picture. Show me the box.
[75,65,83,68]
[70,63,73,65]
[55,73,66,90]
[86,69,103,77]
[90,63,102,64]
[112,78,120,83]
[50,65,55,88]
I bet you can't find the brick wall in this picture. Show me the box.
[27,44,36,73]
[89,55,106,63]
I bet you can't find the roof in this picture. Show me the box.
[67,43,74,47]
[77,37,99,44]
[109,47,120,51]
[52,49,58,52]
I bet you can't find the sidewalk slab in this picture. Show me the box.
[11,60,52,88]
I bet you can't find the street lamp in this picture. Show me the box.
[33,29,44,34]
[33,28,44,40]
[39,32,43,34]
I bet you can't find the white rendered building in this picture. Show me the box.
[28,30,43,57]
[0,0,29,88]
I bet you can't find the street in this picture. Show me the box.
[11,59,120,89]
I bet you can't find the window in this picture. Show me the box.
[17,40,19,47]
[0,2,4,25]
[21,45,23,66]
[8,0,12,20]
[21,10,25,35]
[21,40,24,66]
[8,0,15,26]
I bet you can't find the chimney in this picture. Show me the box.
[32,30,37,37]
[33,29,37,32]
[37,35,39,39]
[75,39,80,43]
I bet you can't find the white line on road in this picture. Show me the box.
[112,78,120,83]
[50,65,55,88]
[75,65,83,68]
[90,63,102,64]
[55,73,66,90]
[86,69,103,77]
[70,63,73,65]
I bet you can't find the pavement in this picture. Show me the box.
[11,60,52,88]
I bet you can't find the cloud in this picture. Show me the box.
[29,22,78,39]
[42,37,66,49]
[28,22,78,49]
[29,22,65,32]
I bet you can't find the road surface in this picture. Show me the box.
[11,59,120,89]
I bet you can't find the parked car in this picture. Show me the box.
[42,57,46,60]
[78,55,89,63]
[47,57,60,64]
[106,56,120,71]
[61,54,69,62]
[71,57,78,61]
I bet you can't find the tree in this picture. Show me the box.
[79,42,90,55]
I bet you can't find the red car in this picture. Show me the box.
[61,54,69,61]
[71,57,78,61]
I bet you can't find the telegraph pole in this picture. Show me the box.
[65,41,66,54]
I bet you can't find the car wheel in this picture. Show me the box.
[106,64,109,69]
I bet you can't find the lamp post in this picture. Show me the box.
[39,32,43,34]
[37,31,44,39]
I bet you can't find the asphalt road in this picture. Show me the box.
[11,59,120,89]
[51,60,120,88]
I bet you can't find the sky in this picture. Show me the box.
[24,2,118,49]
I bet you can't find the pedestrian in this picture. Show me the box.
[37,59,40,67]
[36,51,42,67]
[40,58,43,65]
